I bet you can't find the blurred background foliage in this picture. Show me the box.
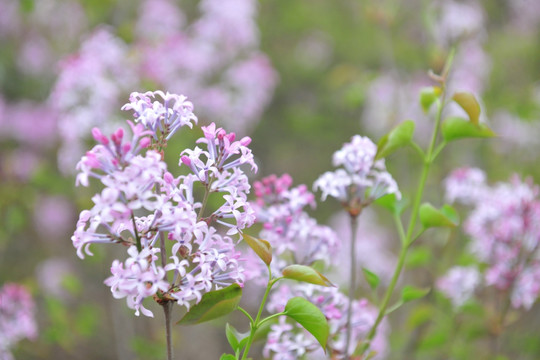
[1,0,540,359]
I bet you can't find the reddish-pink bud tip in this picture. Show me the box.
[180,155,191,166]
[91,127,109,145]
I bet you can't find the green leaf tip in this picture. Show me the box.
[452,92,481,125]
[282,265,335,287]
[419,203,459,229]
[362,268,380,290]
[376,120,415,160]
[419,87,441,113]
[243,233,272,266]
[401,285,431,303]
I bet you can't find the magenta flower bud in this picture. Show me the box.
[139,137,151,148]
[91,127,109,145]
[227,132,236,142]
[111,128,124,145]
[240,136,252,146]
[180,155,191,166]
[122,143,132,153]
[164,172,174,184]
[217,129,226,140]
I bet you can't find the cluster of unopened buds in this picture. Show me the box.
[72,91,257,316]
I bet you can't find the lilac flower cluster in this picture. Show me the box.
[72,92,257,316]
[265,284,388,360]
[245,174,338,283]
[314,135,400,214]
[436,266,481,309]
[0,283,37,360]
[443,168,540,310]
[246,174,388,358]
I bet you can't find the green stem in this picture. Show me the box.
[241,266,275,360]
[237,307,254,324]
[131,212,142,252]
[258,311,287,328]
[197,184,211,221]
[345,214,360,360]
[361,83,447,356]
[162,301,173,360]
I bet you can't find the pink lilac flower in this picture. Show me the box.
[314,135,400,211]
[73,93,256,316]
[437,266,481,308]
[444,167,488,205]
[121,91,198,140]
[105,246,169,317]
[0,284,37,359]
[264,284,389,359]
[455,173,540,310]
[244,174,338,284]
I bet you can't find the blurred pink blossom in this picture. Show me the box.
[0,283,37,359]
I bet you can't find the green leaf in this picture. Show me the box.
[419,203,459,229]
[225,324,237,350]
[284,297,329,350]
[225,323,249,353]
[376,120,415,159]
[19,0,35,13]
[243,234,272,266]
[282,265,334,287]
[401,285,430,303]
[452,92,481,125]
[441,117,495,142]
[220,354,236,360]
[419,87,440,113]
[177,284,242,325]
[374,193,408,215]
[362,268,380,290]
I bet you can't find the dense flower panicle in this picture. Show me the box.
[437,266,482,308]
[121,91,197,140]
[449,171,540,310]
[314,135,400,207]
[0,284,37,358]
[264,284,388,359]
[73,92,257,316]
